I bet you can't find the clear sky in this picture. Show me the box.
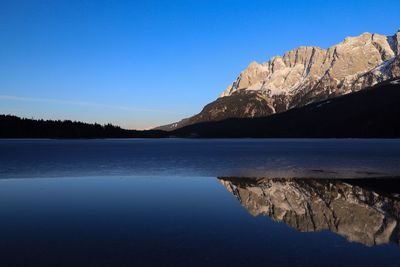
[1,0,399,129]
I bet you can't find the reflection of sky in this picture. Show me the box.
[1,0,400,128]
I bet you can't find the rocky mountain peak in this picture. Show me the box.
[221,31,398,100]
[156,29,400,131]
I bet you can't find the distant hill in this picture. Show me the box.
[0,115,167,138]
[171,80,400,138]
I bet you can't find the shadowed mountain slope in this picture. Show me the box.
[172,80,400,138]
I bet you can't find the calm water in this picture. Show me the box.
[1,139,400,266]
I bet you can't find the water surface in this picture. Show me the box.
[1,139,400,266]
[2,139,400,178]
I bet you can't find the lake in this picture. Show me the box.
[1,139,400,266]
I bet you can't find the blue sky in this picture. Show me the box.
[1,0,399,129]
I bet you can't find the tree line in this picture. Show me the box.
[0,115,167,138]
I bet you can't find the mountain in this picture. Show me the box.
[158,30,400,131]
[171,79,400,138]
[219,177,400,246]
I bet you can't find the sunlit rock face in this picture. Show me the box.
[220,31,400,109]
[159,30,400,131]
[219,178,400,246]
[221,32,400,99]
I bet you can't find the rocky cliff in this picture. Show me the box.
[158,30,400,130]
[219,177,400,246]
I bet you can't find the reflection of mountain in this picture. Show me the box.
[219,178,400,246]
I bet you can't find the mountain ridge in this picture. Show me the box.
[157,30,400,131]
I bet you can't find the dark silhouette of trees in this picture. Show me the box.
[0,115,167,138]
